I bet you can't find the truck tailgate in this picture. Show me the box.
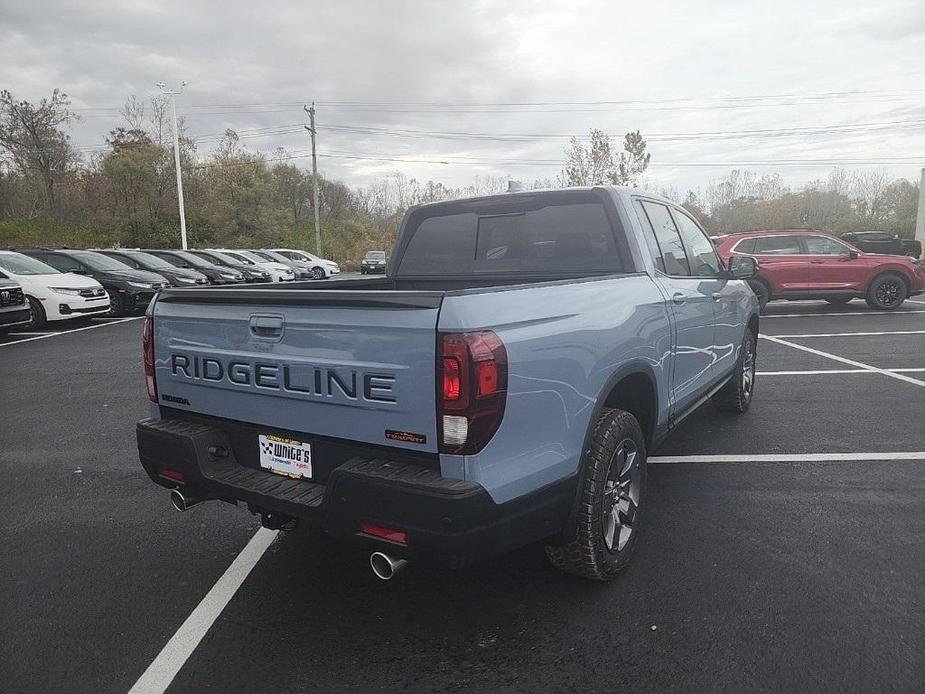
[151,289,442,453]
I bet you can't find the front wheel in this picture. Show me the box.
[865,273,907,311]
[311,266,326,280]
[545,409,647,581]
[25,296,46,329]
[712,329,757,413]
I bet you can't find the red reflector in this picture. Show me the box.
[159,468,185,484]
[360,523,408,546]
[476,361,498,396]
[443,357,461,400]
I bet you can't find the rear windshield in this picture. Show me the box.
[397,191,626,276]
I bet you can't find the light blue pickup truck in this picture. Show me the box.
[137,186,760,580]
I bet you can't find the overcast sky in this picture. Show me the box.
[2,0,924,194]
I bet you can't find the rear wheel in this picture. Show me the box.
[748,280,770,312]
[712,329,756,413]
[825,298,852,306]
[865,273,907,311]
[545,409,646,581]
[25,296,46,329]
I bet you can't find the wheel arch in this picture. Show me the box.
[555,362,661,545]
[869,268,912,294]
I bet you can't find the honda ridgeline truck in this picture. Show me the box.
[137,187,760,581]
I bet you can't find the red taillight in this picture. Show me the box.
[359,522,408,546]
[437,331,507,455]
[443,356,462,401]
[142,315,157,403]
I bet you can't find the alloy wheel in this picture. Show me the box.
[601,439,641,552]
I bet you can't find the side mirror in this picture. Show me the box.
[727,255,758,280]
[848,250,859,260]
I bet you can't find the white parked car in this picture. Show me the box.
[268,248,340,279]
[211,250,295,283]
[0,250,109,328]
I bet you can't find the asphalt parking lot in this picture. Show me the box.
[2,298,924,693]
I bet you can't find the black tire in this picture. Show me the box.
[106,289,126,317]
[712,329,757,413]
[825,298,852,306]
[865,273,907,311]
[748,279,770,312]
[25,296,46,329]
[545,409,647,581]
[311,266,326,280]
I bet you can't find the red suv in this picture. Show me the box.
[713,229,924,311]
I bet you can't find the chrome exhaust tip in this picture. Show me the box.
[370,551,408,581]
[170,488,200,512]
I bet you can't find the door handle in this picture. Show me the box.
[249,314,284,340]
[672,292,685,305]
[810,260,825,264]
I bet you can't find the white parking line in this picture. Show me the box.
[129,528,279,694]
[770,329,925,339]
[757,368,925,376]
[907,299,925,305]
[0,317,142,348]
[760,334,925,387]
[650,451,925,464]
[763,310,925,318]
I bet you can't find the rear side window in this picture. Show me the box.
[804,236,850,255]
[397,192,625,276]
[639,201,690,276]
[752,236,801,255]
[734,238,757,254]
[633,200,665,273]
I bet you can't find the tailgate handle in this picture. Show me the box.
[249,314,284,339]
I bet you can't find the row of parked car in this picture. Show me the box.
[0,247,339,332]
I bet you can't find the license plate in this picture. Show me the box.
[258,434,312,479]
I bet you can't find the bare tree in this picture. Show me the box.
[121,95,146,131]
[0,88,77,218]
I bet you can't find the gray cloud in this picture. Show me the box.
[1,0,923,193]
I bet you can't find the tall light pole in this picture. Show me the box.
[915,165,925,260]
[157,81,189,250]
[304,103,322,255]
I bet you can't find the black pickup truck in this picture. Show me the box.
[841,231,922,259]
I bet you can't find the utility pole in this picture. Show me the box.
[157,81,189,250]
[915,165,925,260]
[304,103,322,255]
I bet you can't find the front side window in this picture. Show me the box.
[752,236,801,255]
[639,201,690,276]
[672,210,721,276]
[804,236,851,256]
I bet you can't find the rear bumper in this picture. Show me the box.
[137,417,575,567]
